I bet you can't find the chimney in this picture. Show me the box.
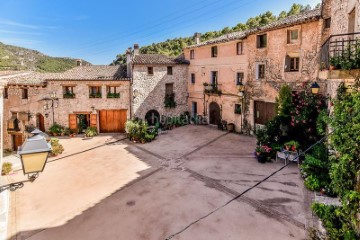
[194,32,201,45]
[76,59,82,66]
[133,44,140,55]
[126,47,132,78]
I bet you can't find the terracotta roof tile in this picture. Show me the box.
[132,54,189,65]
[186,9,321,48]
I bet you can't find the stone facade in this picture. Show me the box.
[326,0,360,35]
[132,64,189,119]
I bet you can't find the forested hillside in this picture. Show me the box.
[0,42,91,72]
[112,3,321,65]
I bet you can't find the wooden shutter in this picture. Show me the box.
[69,114,77,131]
[285,55,290,72]
[90,114,97,128]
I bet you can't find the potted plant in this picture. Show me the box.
[85,126,98,138]
[203,82,212,91]
[284,140,300,151]
[255,145,272,163]
[329,56,340,70]
[1,162,13,175]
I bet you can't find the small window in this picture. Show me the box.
[256,64,265,80]
[63,86,75,98]
[285,56,300,72]
[257,34,267,48]
[211,71,218,85]
[234,104,242,114]
[4,87,8,99]
[147,67,153,75]
[236,72,244,85]
[165,83,174,95]
[236,42,243,55]
[190,50,195,59]
[211,46,218,57]
[107,86,120,98]
[167,66,173,75]
[22,88,28,99]
[191,73,195,84]
[287,29,299,44]
[324,18,331,29]
[89,86,102,98]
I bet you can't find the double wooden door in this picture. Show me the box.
[99,110,127,133]
[254,101,276,125]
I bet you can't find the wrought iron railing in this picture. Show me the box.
[320,32,360,69]
[204,83,222,95]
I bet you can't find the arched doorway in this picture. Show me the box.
[145,110,160,126]
[36,113,45,132]
[209,102,221,125]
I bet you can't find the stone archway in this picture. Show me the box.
[209,102,221,125]
[145,110,160,126]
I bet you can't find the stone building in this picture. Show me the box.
[184,9,322,133]
[2,65,130,150]
[129,45,189,124]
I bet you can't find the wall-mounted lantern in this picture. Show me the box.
[310,82,320,95]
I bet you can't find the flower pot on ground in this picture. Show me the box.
[256,154,267,163]
[255,145,272,163]
[227,123,235,132]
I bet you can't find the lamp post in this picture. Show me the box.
[237,82,246,133]
[0,134,51,192]
[310,82,320,95]
[43,92,59,125]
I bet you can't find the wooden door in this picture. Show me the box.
[254,101,276,125]
[37,114,45,132]
[209,102,221,125]
[99,110,126,133]
[90,114,97,128]
[69,114,77,132]
[12,135,23,151]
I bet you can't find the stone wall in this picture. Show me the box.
[330,0,360,34]
[132,65,188,119]
[245,20,322,131]
[3,80,130,149]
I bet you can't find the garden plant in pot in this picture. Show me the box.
[255,145,272,163]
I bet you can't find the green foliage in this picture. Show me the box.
[275,85,293,116]
[1,162,13,175]
[164,93,177,108]
[107,93,120,98]
[125,120,156,143]
[329,41,360,70]
[85,127,98,137]
[49,123,64,135]
[50,138,64,156]
[311,202,358,239]
[113,4,317,62]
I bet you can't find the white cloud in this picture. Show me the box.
[0,19,59,29]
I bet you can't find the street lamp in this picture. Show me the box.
[0,134,51,192]
[43,91,59,125]
[310,82,320,95]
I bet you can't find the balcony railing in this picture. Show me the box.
[320,32,360,70]
[204,83,222,95]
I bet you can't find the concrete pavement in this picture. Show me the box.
[8,125,307,240]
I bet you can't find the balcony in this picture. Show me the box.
[204,83,222,95]
[320,32,360,70]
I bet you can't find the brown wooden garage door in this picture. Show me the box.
[254,101,276,125]
[99,110,127,133]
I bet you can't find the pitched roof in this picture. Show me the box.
[132,54,190,65]
[46,65,129,80]
[2,72,49,86]
[186,9,321,48]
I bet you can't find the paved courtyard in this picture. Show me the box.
[7,125,308,240]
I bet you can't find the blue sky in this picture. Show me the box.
[0,0,321,64]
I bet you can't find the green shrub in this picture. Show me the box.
[49,123,64,135]
[1,162,13,175]
[85,127,98,137]
[50,138,64,156]
[125,120,156,143]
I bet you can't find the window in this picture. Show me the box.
[4,87,8,99]
[257,34,267,48]
[236,42,243,55]
[107,86,120,98]
[348,8,355,33]
[236,72,244,85]
[285,55,300,72]
[324,18,331,29]
[89,86,102,98]
[167,66,173,75]
[287,29,299,44]
[22,88,28,99]
[190,50,195,59]
[256,64,265,80]
[165,83,174,95]
[147,67,153,75]
[211,46,218,57]
[192,102,198,117]
[211,71,218,85]
[234,104,242,114]
[191,73,195,84]
[63,86,75,98]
